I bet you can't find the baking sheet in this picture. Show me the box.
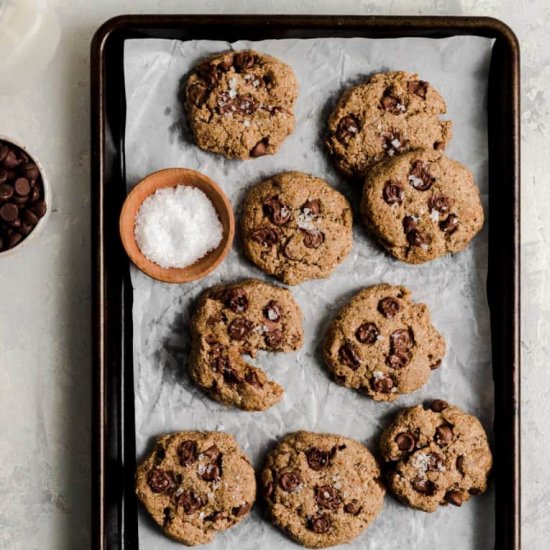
[124,36,494,549]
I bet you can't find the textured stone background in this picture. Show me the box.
[0,1,544,548]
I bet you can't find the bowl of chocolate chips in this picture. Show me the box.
[0,138,49,254]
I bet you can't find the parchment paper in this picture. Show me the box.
[124,36,494,549]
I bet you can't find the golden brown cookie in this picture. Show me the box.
[379,401,493,512]
[261,431,385,548]
[185,50,298,159]
[241,171,353,285]
[188,279,303,411]
[361,148,484,263]
[323,284,445,401]
[326,71,452,178]
[136,431,256,546]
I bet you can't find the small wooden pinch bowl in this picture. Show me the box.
[119,168,234,284]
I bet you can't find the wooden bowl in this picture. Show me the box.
[119,168,234,284]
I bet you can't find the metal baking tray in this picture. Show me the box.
[91,15,520,550]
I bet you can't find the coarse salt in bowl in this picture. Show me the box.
[134,185,223,269]
[119,168,234,284]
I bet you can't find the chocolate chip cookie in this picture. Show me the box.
[185,50,298,159]
[136,431,256,546]
[379,401,492,512]
[326,71,452,178]
[361,148,484,263]
[261,431,385,548]
[241,172,353,285]
[323,284,445,402]
[189,279,304,411]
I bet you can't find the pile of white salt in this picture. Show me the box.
[134,185,223,269]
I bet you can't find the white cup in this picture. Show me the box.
[0,0,60,94]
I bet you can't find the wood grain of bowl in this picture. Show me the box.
[119,168,234,284]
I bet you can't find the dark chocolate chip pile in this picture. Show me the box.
[0,140,47,252]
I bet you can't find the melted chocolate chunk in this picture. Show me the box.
[355,322,379,344]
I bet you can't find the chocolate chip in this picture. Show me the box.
[386,350,411,369]
[279,471,301,492]
[395,432,415,452]
[302,229,324,249]
[22,209,39,226]
[0,203,18,222]
[8,232,22,249]
[203,445,221,462]
[456,455,466,474]
[430,359,442,370]
[218,54,234,71]
[244,369,262,387]
[302,199,320,215]
[435,424,453,446]
[263,196,292,225]
[211,355,230,374]
[382,180,404,205]
[263,300,281,322]
[430,399,449,412]
[264,481,274,499]
[31,201,47,219]
[177,490,204,514]
[372,374,394,393]
[232,502,251,517]
[250,227,278,247]
[223,287,249,313]
[197,62,219,86]
[408,80,429,99]
[14,177,30,196]
[163,506,174,525]
[445,490,464,506]
[265,328,283,348]
[3,150,20,170]
[20,163,40,181]
[407,229,430,248]
[307,448,330,471]
[227,318,254,341]
[29,186,41,203]
[307,514,331,534]
[381,90,406,114]
[315,485,340,509]
[338,344,361,370]
[217,92,258,115]
[378,297,401,318]
[434,140,446,151]
[439,214,459,234]
[428,195,452,214]
[0,184,14,201]
[402,215,418,234]
[147,468,173,493]
[199,463,220,482]
[0,169,7,184]
[426,453,444,472]
[390,329,413,352]
[469,487,482,496]
[412,478,436,495]
[408,161,435,191]
[381,129,409,157]
[177,440,197,466]
[188,83,208,106]
[336,115,360,142]
[234,51,256,71]
[250,139,268,157]
[205,511,224,522]
[355,322,379,344]
[344,499,362,515]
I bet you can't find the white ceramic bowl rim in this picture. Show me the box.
[0,135,51,258]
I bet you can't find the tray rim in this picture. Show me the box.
[91,14,520,550]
